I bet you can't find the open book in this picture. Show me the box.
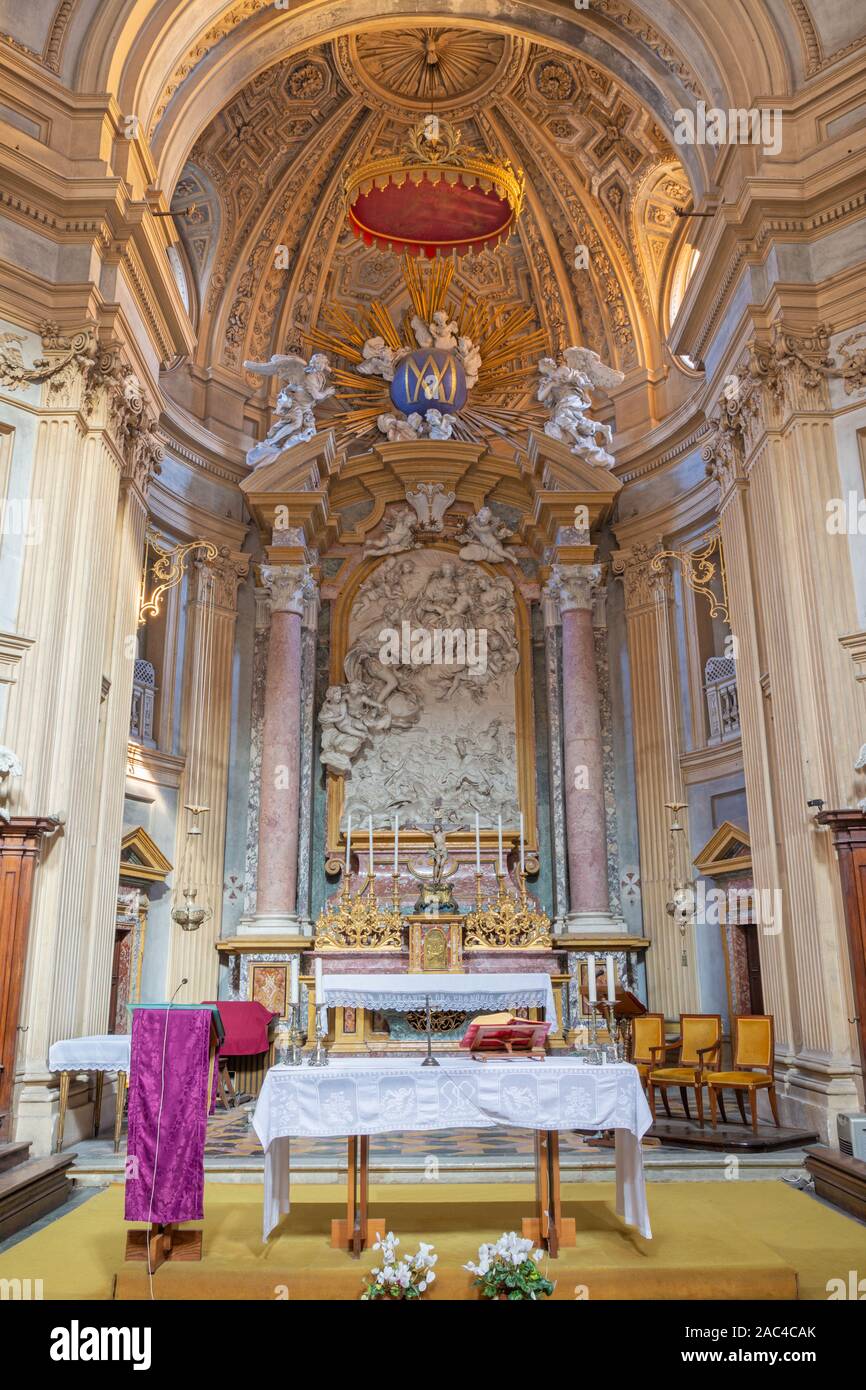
[460,1012,551,1060]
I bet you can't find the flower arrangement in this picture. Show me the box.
[361,1231,438,1300]
[465,1231,555,1301]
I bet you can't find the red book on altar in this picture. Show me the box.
[460,1012,550,1061]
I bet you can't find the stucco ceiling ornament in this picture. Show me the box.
[537,347,624,467]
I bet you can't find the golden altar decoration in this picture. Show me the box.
[315,875,403,951]
[464,871,552,951]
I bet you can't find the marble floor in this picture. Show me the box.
[60,1104,811,1187]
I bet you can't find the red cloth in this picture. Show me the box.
[203,1000,276,1057]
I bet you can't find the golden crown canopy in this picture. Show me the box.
[345,117,525,260]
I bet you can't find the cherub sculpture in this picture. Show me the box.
[364,506,418,558]
[318,682,389,776]
[537,346,624,468]
[456,505,513,564]
[457,335,482,390]
[358,336,399,380]
[425,409,457,440]
[244,352,335,467]
[411,308,459,351]
[377,411,424,441]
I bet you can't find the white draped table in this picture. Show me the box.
[48,1034,132,1153]
[318,971,558,1025]
[253,1056,652,1255]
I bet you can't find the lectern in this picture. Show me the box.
[123,1004,223,1269]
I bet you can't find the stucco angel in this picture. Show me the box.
[364,505,418,557]
[855,743,866,812]
[425,409,457,440]
[411,309,459,352]
[357,336,399,380]
[456,505,513,564]
[244,352,335,467]
[0,746,23,824]
[537,347,624,469]
[457,334,482,390]
[377,412,423,441]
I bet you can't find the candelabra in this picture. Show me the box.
[307,1007,330,1067]
[463,867,551,949]
[276,1005,304,1066]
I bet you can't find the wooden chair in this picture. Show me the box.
[647,1014,722,1127]
[707,1014,779,1134]
[629,1013,666,1091]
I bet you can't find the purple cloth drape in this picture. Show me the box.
[124,1007,213,1224]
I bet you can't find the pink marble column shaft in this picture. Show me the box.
[558,570,610,917]
[256,567,306,921]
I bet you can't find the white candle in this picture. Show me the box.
[393,814,399,874]
[289,954,299,1006]
[368,813,374,873]
[314,956,323,1002]
[587,953,597,1004]
[519,811,525,874]
[474,812,481,873]
[497,814,504,876]
[345,813,352,874]
[605,954,616,1003]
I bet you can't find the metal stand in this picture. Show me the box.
[421,994,439,1067]
[307,1009,329,1067]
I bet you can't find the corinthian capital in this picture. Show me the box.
[545,563,603,615]
[612,543,671,609]
[261,563,314,616]
[193,547,249,611]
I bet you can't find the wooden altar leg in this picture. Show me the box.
[522,1131,576,1257]
[93,1072,104,1138]
[331,1135,381,1256]
[114,1071,127,1154]
[55,1071,70,1153]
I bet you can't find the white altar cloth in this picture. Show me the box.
[48,1034,131,1073]
[253,1056,652,1241]
[319,971,558,1025]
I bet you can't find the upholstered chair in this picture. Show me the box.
[629,1013,667,1091]
[707,1015,779,1133]
[647,1014,722,1127]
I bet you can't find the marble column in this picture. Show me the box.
[612,543,698,1018]
[549,565,621,932]
[251,564,310,933]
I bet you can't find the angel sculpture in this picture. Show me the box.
[425,409,457,441]
[855,743,866,812]
[411,308,459,352]
[318,682,389,776]
[357,336,399,381]
[456,505,513,564]
[377,411,424,441]
[364,506,418,558]
[537,346,624,469]
[0,746,23,824]
[457,334,482,390]
[244,352,335,467]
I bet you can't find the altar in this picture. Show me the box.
[253,1055,653,1255]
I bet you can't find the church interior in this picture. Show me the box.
[1,0,866,1318]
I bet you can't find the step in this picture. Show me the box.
[0,1151,77,1243]
[0,1141,31,1174]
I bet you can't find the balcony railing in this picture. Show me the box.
[130,659,157,746]
[705,655,740,744]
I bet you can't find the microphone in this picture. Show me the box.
[168,977,189,1005]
